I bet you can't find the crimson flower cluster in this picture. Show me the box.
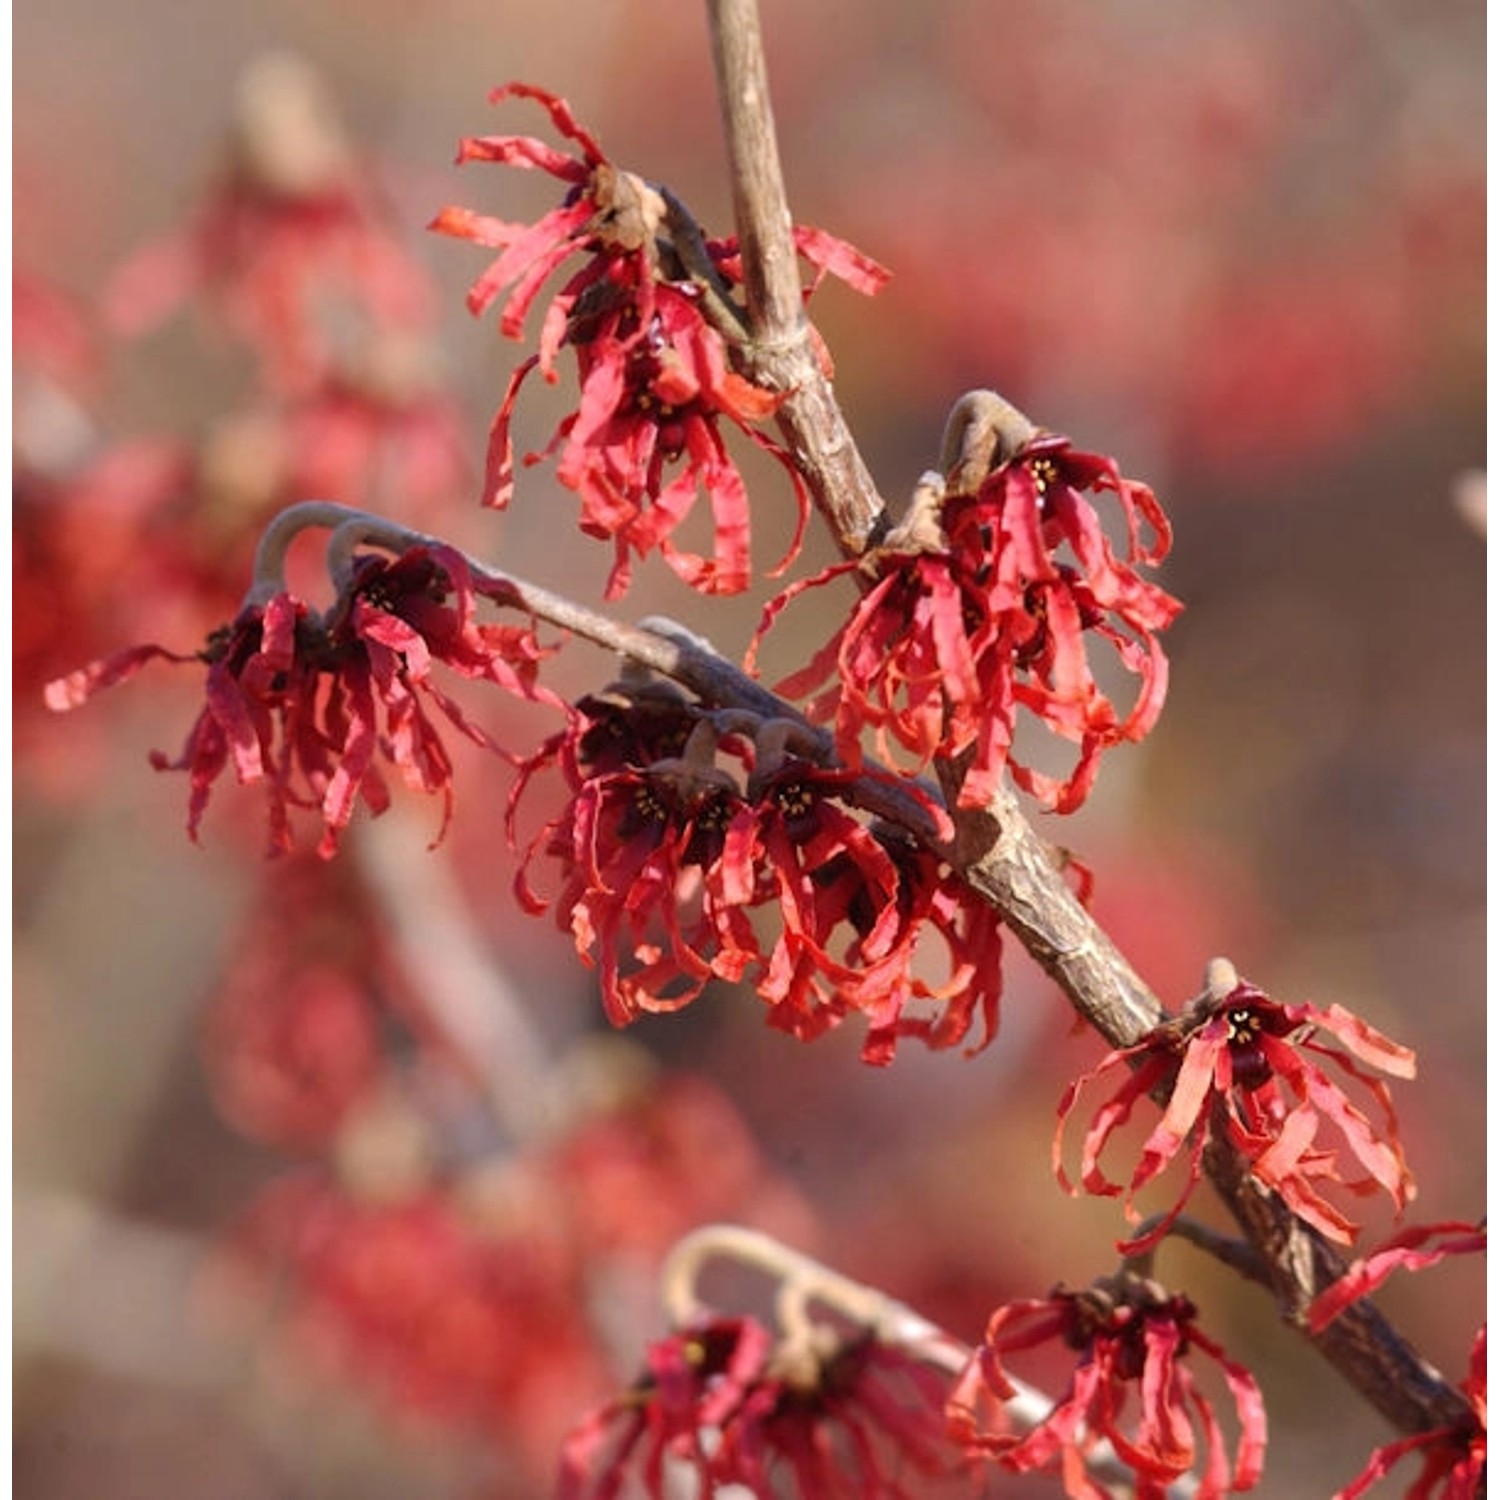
[949,1270,1266,1497]
[432,83,888,598]
[1056,978,1416,1250]
[509,685,1000,1064]
[754,432,1181,812]
[46,544,554,856]
[560,1315,959,1499]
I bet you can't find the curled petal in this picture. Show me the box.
[44,641,196,711]
[1308,1221,1486,1334]
[486,81,607,166]
[790,223,892,296]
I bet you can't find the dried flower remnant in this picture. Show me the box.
[45,544,554,855]
[511,690,1001,1062]
[560,1314,960,1499]
[1056,978,1417,1250]
[433,83,886,596]
[948,1270,1266,1497]
[753,431,1180,813]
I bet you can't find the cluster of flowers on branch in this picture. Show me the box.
[47,531,555,855]
[562,1313,960,1499]
[511,680,1000,1064]
[433,83,889,599]
[33,34,1485,1500]
[752,422,1182,812]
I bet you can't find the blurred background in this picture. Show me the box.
[14,0,1485,1496]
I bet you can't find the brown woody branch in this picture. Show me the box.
[702,0,1472,1444]
[704,0,889,557]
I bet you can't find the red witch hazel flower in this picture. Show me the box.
[1327,1323,1486,1500]
[751,427,1182,813]
[432,83,888,598]
[46,542,556,856]
[560,1314,962,1499]
[1055,973,1417,1250]
[1306,1220,1486,1494]
[948,1269,1267,1497]
[511,686,758,1024]
[510,682,999,1063]
[721,754,1000,1062]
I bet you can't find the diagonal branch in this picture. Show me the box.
[702,0,1472,1446]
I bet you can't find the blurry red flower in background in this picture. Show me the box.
[103,53,434,398]
[561,1314,959,1499]
[1056,979,1416,1250]
[281,363,472,516]
[544,1069,818,1261]
[200,852,462,1149]
[210,1170,607,1453]
[13,269,99,403]
[754,433,1181,814]
[949,1271,1266,1496]
[203,1053,820,1486]
[14,269,112,731]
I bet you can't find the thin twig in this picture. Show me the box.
[1125,1214,1276,1292]
[660,1224,1198,1498]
